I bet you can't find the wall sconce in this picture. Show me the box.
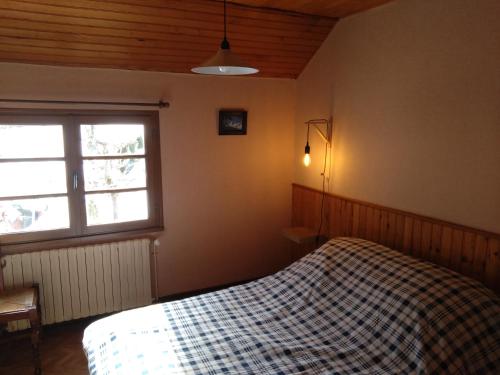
[303,118,332,167]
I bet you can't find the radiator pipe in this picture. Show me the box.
[152,239,161,303]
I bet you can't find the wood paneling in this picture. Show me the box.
[0,0,341,78]
[292,183,500,293]
[0,0,397,77]
[233,0,396,18]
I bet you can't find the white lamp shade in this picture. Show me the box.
[191,48,259,75]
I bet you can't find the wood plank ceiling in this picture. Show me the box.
[231,0,395,18]
[0,0,394,78]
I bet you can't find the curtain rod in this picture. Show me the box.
[0,98,169,108]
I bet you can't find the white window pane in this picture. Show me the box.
[81,124,145,156]
[85,190,148,226]
[0,197,69,234]
[83,158,146,191]
[0,125,64,158]
[0,161,67,197]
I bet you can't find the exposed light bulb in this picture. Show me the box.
[303,142,311,167]
[303,153,311,167]
[218,66,228,73]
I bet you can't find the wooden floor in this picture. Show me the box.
[0,319,91,375]
[0,287,242,375]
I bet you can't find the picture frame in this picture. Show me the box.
[218,110,247,135]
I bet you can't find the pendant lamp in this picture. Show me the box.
[191,0,259,75]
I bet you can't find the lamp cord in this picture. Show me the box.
[220,0,230,49]
[316,141,329,245]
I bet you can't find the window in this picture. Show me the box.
[0,111,163,247]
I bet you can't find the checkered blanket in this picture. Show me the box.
[83,238,500,374]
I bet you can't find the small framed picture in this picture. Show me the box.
[219,110,247,135]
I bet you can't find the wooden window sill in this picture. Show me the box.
[0,227,163,255]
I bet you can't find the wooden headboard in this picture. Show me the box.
[292,183,500,293]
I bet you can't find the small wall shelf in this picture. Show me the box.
[282,227,327,263]
[282,226,320,244]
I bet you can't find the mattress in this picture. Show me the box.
[83,237,500,374]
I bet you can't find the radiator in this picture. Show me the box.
[1,238,152,331]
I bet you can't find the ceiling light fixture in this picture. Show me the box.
[191,0,259,76]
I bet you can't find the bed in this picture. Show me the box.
[83,238,500,374]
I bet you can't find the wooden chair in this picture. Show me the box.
[0,256,42,375]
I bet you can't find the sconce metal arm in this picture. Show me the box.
[305,118,332,145]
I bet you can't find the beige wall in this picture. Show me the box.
[0,63,296,296]
[1,0,499,298]
[295,0,500,233]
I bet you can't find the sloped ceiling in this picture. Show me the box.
[231,0,395,18]
[0,0,394,78]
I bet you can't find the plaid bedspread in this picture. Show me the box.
[83,238,500,374]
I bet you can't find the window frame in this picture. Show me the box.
[0,109,163,250]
